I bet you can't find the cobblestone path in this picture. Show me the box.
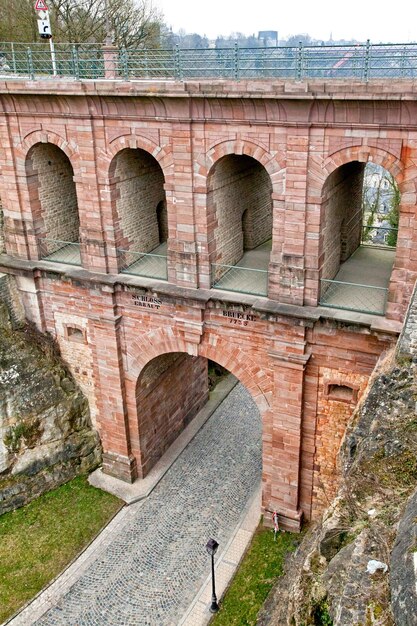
[36,383,262,626]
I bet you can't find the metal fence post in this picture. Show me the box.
[26,47,34,80]
[11,42,17,74]
[72,45,80,80]
[234,41,239,80]
[364,39,371,82]
[296,41,303,80]
[121,46,129,80]
[175,44,182,80]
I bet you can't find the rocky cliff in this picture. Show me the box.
[259,292,417,626]
[0,278,101,514]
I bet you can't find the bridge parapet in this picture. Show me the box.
[1,40,417,83]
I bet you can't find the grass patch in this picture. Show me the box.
[211,526,299,625]
[0,475,122,623]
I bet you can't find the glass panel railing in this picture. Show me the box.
[118,249,167,280]
[211,263,268,296]
[38,238,81,266]
[320,278,388,315]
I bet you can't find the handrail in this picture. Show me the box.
[1,41,417,81]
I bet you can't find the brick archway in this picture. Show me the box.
[124,328,271,485]
[103,134,174,185]
[125,329,272,414]
[194,138,285,195]
[15,130,81,178]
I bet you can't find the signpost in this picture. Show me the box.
[34,0,57,76]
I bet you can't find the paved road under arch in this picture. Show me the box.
[17,383,262,626]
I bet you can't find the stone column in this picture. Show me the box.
[91,310,136,482]
[264,347,310,532]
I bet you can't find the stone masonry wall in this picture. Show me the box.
[113,148,166,252]
[0,196,4,254]
[27,143,80,244]
[321,161,365,280]
[135,353,208,477]
[208,155,272,268]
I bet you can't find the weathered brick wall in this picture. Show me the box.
[0,196,4,254]
[311,366,368,516]
[112,148,166,252]
[208,155,272,267]
[27,143,80,243]
[0,274,25,327]
[135,353,208,477]
[53,312,98,426]
[321,162,365,280]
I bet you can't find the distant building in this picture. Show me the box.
[258,30,278,47]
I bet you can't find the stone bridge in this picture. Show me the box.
[1,74,416,530]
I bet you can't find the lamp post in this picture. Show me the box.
[206,538,219,613]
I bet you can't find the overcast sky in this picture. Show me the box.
[153,0,417,43]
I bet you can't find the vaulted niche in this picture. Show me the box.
[319,161,399,315]
[208,154,273,296]
[26,143,81,265]
[110,148,168,280]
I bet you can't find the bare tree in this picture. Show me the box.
[0,0,166,47]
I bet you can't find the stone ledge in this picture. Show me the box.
[0,255,403,334]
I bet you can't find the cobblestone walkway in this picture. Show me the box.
[35,383,262,626]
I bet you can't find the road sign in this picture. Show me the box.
[38,17,52,38]
[35,0,48,10]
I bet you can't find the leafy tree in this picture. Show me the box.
[362,164,400,246]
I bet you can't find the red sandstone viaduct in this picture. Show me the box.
[1,66,416,530]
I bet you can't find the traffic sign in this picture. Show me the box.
[35,0,48,10]
[38,18,52,38]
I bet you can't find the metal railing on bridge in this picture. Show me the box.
[319,278,388,315]
[38,238,82,266]
[211,263,268,297]
[1,41,417,82]
[118,249,168,280]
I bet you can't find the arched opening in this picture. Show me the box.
[208,154,273,296]
[133,352,261,482]
[319,161,399,315]
[111,148,168,280]
[26,143,81,265]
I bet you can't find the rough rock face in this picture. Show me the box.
[259,290,417,626]
[0,291,101,514]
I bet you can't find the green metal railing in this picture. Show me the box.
[118,248,167,280]
[211,263,268,296]
[38,238,82,265]
[319,278,388,315]
[361,224,398,246]
[1,41,417,81]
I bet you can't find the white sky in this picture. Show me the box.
[153,0,417,43]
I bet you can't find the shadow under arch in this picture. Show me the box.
[131,348,264,482]
[25,141,80,254]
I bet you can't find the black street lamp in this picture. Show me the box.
[206,538,219,613]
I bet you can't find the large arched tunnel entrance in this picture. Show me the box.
[319,160,399,315]
[132,352,262,488]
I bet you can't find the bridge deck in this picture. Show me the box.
[320,246,395,315]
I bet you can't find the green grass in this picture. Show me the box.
[211,526,299,625]
[0,475,122,623]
